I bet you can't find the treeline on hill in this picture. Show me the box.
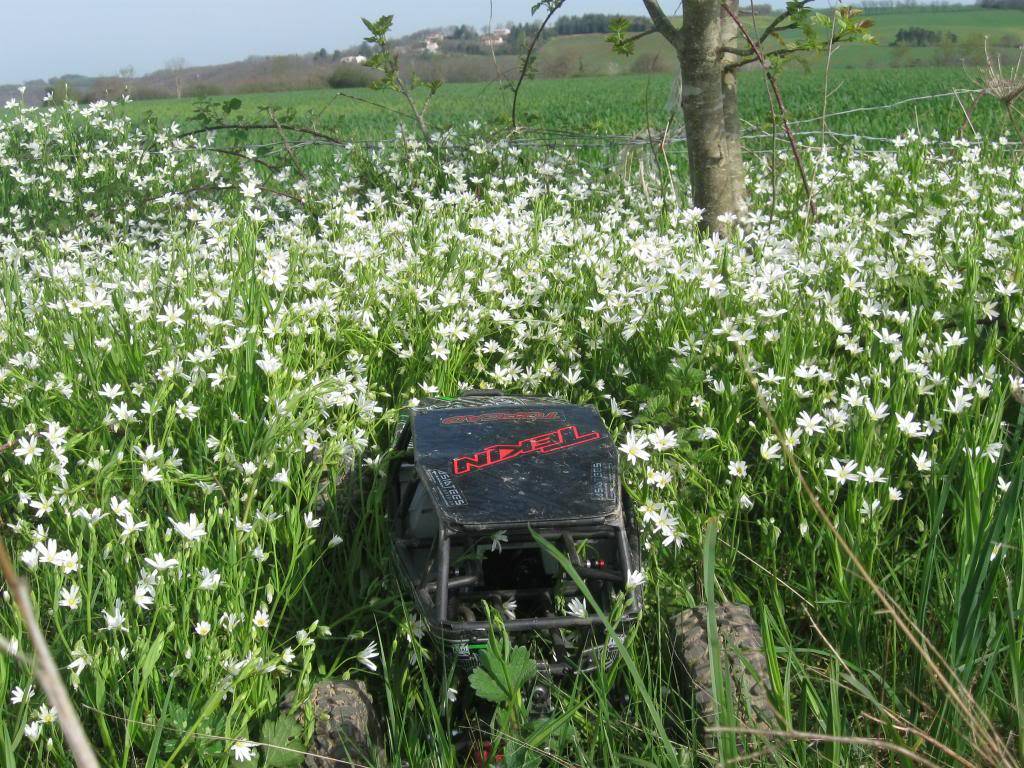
[339,15,666,59]
[20,5,1024,105]
[552,13,652,34]
[892,27,958,45]
[494,9,773,53]
[862,0,1024,8]
[388,15,665,58]
[888,24,1021,67]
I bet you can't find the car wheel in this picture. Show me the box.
[284,679,383,767]
[672,603,778,751]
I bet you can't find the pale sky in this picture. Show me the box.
[0,0,643,84]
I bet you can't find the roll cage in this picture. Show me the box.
[387,394,641,671]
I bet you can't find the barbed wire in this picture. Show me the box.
[174,86,998,148]
[784,87,985,126]
[182,128,1023,158]
[165,86,1022,161]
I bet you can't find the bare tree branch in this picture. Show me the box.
[721,2,816,219]
[267,109,308,183]
[723,46,798,72]
[642,0,683,44]
[511,1,565,130]
[621,27,660,47]
[757,3,808,45]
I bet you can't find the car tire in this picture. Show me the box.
[284,679,383,767]
[672,603,777,750]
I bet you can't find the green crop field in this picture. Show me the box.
[115,6,1024,145]
[3,11,1024,768]
[537,8,1024,71]
[122,66,1017,145]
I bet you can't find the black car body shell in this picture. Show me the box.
[406,394,623,530]
[387,393,641,674]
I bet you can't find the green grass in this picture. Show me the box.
[122,66,1018,146]
[114,6,1024,145]
[3,57,1024,768]
[538,8,1024,71]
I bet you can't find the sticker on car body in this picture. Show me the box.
[425,468,468,507]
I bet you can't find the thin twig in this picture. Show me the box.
[862,710,979,768]
[724,45,808,72]
[747,0,778,227]
[335,90,420,124]
[143,181,306,208]
[268,108,308,182]
[620,27,660,47]
[722,1,816,220]
[199,146,284,173]
[310,90,344,126]
[956,90,981,139]
[0,537,100,768]
[511,1,565,130]
[144,182,233,203]
[756,4,805,46]
[642,0,683,44]
[707,726,945,768]
[484,0,506,88]
[718,538,812,607]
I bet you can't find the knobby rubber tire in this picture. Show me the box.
[284,679,383,767]
[672,603,778,751]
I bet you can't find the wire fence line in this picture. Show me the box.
[417,84,984,139]
[783,87,984,126]
[173,86,1016,158]
[182,128,1022,158]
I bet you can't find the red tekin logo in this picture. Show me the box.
[452,425,601,475]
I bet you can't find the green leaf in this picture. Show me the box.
[158,700,191,757]
[505,646,537,692]
[362,15,394,42]
[606,17,637,57]
[468,664,506,703]
[260,714,304,768]
[469,644,537,704]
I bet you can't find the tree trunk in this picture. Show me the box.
[719,0,746,216]
[675,0,744,232]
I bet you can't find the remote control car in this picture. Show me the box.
[388,391,642,676]
[290,392,776,767]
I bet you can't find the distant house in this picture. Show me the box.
[340,55,367,65]
[480,32,507,46]
[421,32,444,54]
